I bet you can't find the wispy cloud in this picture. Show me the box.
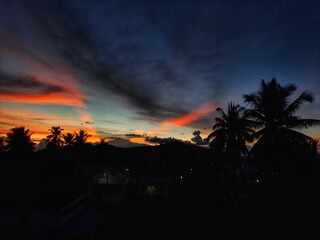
[163,101,219,127]
[0,71,88,107]
[1,0,319,141]
[0,0,224,122]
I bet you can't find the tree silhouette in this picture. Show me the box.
[97,138,108,146]
[207,102,255,199]
[207,102,255,158]
[6,127,34,153]
[0,136,5,153]
[62,132,75,147]
[243,78,320,180]
[74,129,91,146]
[46,126,64,149]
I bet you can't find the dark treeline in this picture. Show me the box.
[1,78,320,239]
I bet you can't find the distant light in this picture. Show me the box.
[256,179,259,183]
[190,168,193,171]
[104,173,106,176]
[125,168,130,172]
[180,176,183,179]
[241,165,244,168]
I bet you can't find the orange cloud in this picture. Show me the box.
[0,49,100,142]
[33,73,87,101]
[148,101,219,135]
[164,101,218,127]
[77,109,93,122]
[0,92,85,106]
[76,108,98,142]
[147,127,171,136]
[135,129,145,136]
[1,48,88,107]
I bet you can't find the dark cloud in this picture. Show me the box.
[125,133,144,138]
[0,73,64,94]
[1,0,223,120]
[191,130,209,146]
[1,0,320,129]
[145,136,187,145]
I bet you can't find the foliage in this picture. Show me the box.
[74,129,91,146]
[0,136,5,152]
[243,78,320,179]
[5,127,34,153]
[97,138,108,146]
[62,132,75,147]
[46,126,64,149]
[207,102,255,158]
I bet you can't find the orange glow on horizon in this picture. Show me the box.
[29,129,99,144]
[135,129,145,136]
[0,108,98,144]
[129,137,158,146]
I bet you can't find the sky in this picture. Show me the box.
[1,0,320,146]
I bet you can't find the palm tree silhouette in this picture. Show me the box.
[243,78,320,179]
[0,136,5,153]
[74,129,91,146]
[6,127,34,153]
[207,102,255,200]
[97,138,108,146]
[46,126,64,148]
[207,102,255,157]
[62,132,75,147]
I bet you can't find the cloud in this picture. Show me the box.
[145,136,185,145]
[163,101,218,127]
[0,92,85,107]
[191,130,208,146]
[1,0,320,134]
[4,0,223,121]
[0,73,64,94]
[125,133,144,138]
[0,109,73,126]
[0,72,87,107]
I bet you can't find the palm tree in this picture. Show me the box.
[74,129,91,146]
[243,78,320,180]
[207,102,255,158]
[62,132,75,147]
[207,102,255,200]
[97,138,108,146]
[6,127,34,153]
[46,126,64,149]
[0,136,5,152]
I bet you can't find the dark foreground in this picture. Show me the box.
[2,182,320,240]
[96,186,320,240]
[1,145,320,240]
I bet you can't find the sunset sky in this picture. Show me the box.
[1,0,320,146]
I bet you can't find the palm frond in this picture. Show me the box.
[216,107,228,120]
[285,90,314,116]
[207,128,226,140]
[287,118,320,129]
